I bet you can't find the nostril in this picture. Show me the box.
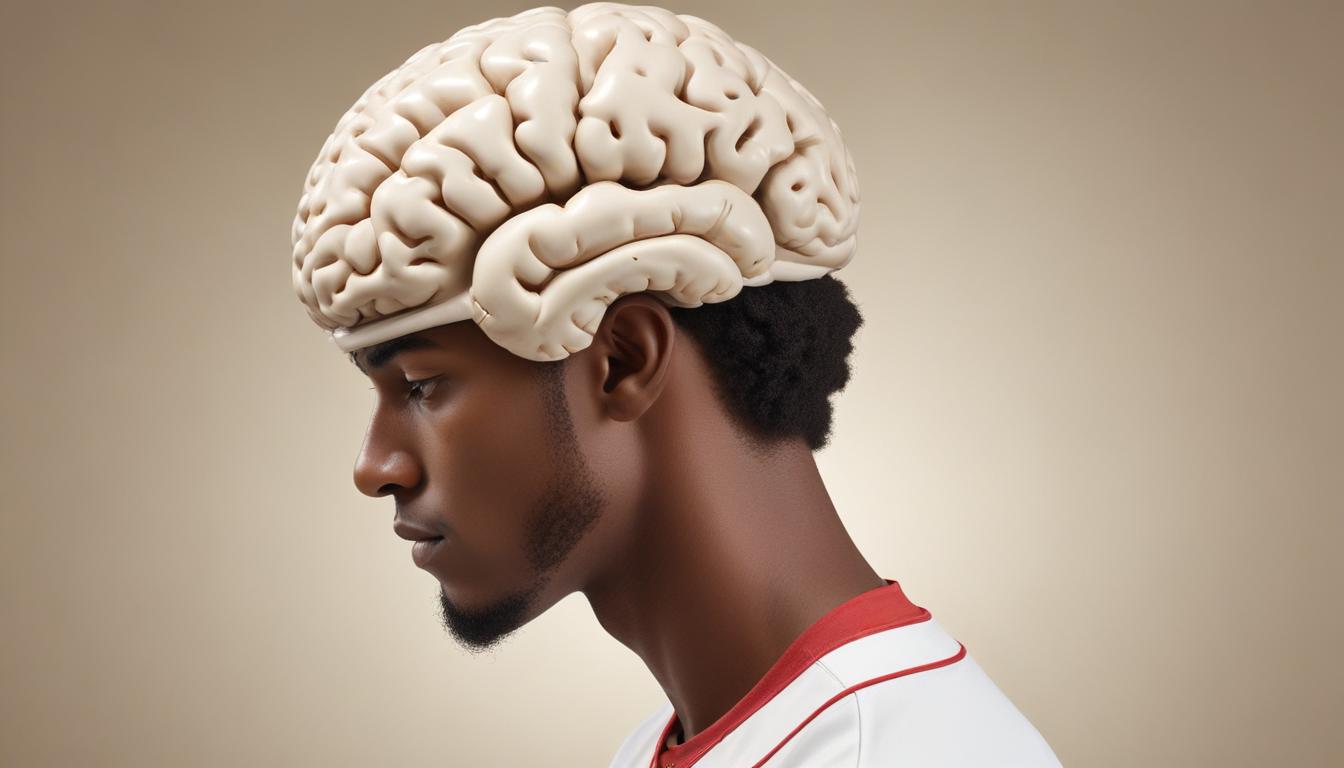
[353,444,422,498]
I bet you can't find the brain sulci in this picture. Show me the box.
[290,2,861,361]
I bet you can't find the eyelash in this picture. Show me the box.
[366,376,441,402]
[404,376,439,402]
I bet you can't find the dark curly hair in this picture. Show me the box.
[535,273,864,453]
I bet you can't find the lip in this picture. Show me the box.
[410,536,445,569]
[393,517,447,570]
[393,517,442,543]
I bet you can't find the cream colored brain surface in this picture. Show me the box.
[290,2,860,361]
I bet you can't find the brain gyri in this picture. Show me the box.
[290,2,861,360]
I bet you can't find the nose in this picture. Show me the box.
[352,410,422,498]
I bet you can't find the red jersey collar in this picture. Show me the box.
[651,578,929,768]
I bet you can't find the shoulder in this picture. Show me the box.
[605,613,1062,768]
[845,650,1062,766]
[763,619,1062,767]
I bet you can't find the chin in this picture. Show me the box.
[437,581,540,651]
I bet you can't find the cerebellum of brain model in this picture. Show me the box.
[290,2,860,361]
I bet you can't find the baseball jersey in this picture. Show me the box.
[606,579,1061,768]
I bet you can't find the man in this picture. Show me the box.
[290,4,1062,765]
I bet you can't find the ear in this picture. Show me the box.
[580,293,677,423]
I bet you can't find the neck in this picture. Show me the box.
[580,434,885,741]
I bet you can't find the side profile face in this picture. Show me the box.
[351,312,618,651]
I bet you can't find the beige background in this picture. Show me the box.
[1,1,1340,765]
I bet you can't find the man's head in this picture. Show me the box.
[351,274,862,650]
[300,2,867,651]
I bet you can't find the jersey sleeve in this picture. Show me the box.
[851,654,1062,767]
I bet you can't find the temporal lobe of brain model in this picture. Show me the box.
[290,1,861,361]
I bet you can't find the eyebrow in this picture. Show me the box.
[350,335,441,375]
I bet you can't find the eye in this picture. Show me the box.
[403,375,442,403]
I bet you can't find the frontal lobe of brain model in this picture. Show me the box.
[290,1,861,361]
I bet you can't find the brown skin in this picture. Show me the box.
[352,292,885,741]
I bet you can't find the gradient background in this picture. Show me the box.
[2,1,1340,765]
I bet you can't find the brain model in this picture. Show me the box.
[291,1,860,361]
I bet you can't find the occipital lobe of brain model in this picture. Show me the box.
[290,1,860,361]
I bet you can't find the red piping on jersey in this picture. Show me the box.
[749,642,968,767]
[648,579,931,768]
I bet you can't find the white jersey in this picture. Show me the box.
[606,580,1061,768]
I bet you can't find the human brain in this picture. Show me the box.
[291,1,860,361]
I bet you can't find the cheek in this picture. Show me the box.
[421,381,553,574]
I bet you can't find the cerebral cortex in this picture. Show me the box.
[291,2,861,361]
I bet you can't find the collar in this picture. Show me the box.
[651,578,929,768]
